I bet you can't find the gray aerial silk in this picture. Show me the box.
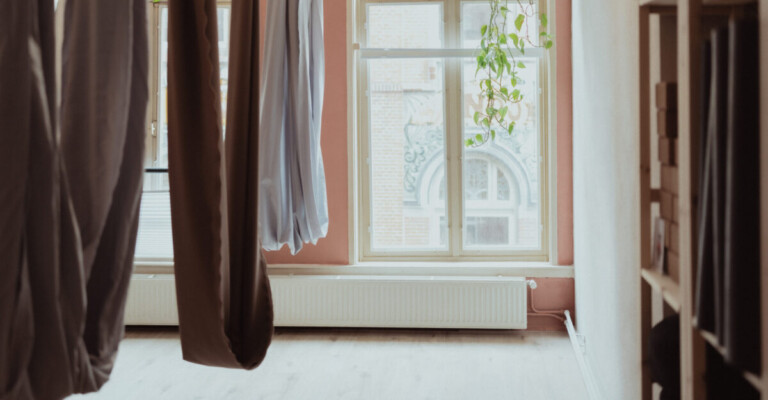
[0,0,147,398]
[259,0,328,254]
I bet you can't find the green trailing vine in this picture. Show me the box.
[467,0,553,147]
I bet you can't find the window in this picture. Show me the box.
[357,0,549,260]
[135,1,231,261]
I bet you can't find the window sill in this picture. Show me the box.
[134,260,574,278]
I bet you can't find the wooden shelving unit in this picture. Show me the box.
[641,269,682,312]
[638,0,768,399]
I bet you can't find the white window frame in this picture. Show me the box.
[353,0,552,262]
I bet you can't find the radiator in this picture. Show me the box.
[124,274,528,329]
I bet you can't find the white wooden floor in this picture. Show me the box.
[69,328,588,400]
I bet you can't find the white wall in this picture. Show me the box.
[571,1,641,399]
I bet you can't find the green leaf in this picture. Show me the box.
[515,14,525,31]
[512,89,521,100]
[510,77,517,87]
[500,51,508,64]
[465,138,475,147]
[499,34,507,44]
[481,24,488,36]
[481,118,490,127]
[545,40,553,49]
[491,130,496,140]
[508,122,515,134]
[540,13,548,28]
[475,133,484,142]
[500,87,509,97]
[540,32,548,37]
[473,111,480,124]
[499,106,508,120]
[509,33,519,47]
[517,61,526,69]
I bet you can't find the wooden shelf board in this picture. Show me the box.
[641,268,681,312]
[640,0,755,8]
[702,0,756,5]
[640,0,677,6]
[696,327,763,392]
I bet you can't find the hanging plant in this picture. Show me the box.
[466,0,553,147]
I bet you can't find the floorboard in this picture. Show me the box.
[68,327,588,400]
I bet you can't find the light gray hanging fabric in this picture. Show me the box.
[259,0,328,254]
[0,0,147,398]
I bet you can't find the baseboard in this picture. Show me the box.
[564,310,603,400]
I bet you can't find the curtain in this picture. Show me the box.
[710,27,730,342]
[695,17,761,375]
[695,27,729,339]
[167,0,273,368]
[259,0,328,254]
[695,38,715,334]
[723,17,760,374]
[0,0,148,398]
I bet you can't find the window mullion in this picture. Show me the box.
[444,0,463,257]
[445,59,462,258]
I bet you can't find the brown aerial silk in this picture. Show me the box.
[0,0,148,398]
[167,0,274,368]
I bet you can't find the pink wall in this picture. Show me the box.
[262,0,349,265]
[527,278,576,330]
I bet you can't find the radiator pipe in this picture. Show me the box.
[526,279,567,322]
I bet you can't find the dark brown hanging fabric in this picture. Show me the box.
[708,27,729,344]
[0,0,148,398]
[0,1,38,398]
[167,0,273,368]
[695,38,715,334]
[224,0,274,364]
[723,17,760,374]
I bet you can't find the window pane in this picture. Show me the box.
[135,190,173,259]
[136,6,230,260]
[465,216,509,245]
[367,3,443,48]
[466,159,489,200]
[497,169,510,201]
[461,1,539,49]
[368,58,447,251]
[461,58,540,250]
